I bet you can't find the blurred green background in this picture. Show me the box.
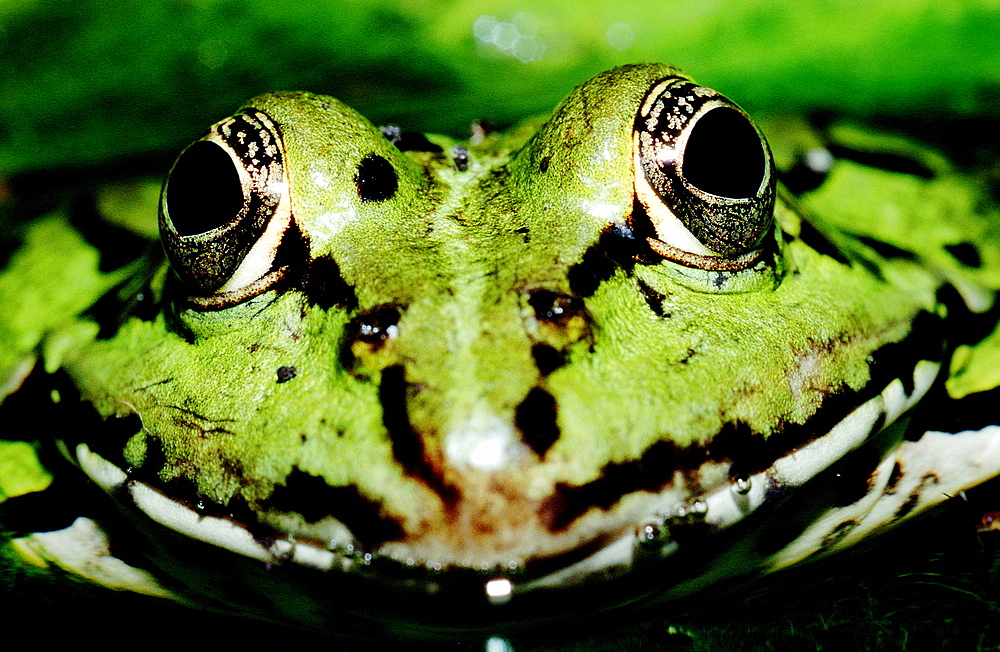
[2,0,999,175]
[1,1,999,650]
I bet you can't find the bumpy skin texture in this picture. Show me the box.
[1,64,999,634]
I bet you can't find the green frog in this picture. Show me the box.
[1,63,999,641]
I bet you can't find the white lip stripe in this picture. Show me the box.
[75,443,337,570]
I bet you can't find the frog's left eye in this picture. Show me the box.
[159,109,291,301]
[633,77,775,269]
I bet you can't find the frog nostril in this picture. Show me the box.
[341,304,403,376]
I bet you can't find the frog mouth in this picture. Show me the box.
[72,357,940,607]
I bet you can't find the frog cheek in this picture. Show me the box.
[158,109,294,302]
[632,77,776,269]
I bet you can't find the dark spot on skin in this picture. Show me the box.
[854,235,914,260]
[264,468,405,549]
[945,242,982,268]
[516,226,530,243]
[515,387,560,458]
[452,145,469,171]
[301,255,359,311]
[827,144,935,179]
[884,461,904,494]
[821,519,859,549]
[635,278,670,317]
[272,220,310,282]
[894,472,940,520]
[538,155,550,173]
[531,343,566,376]
[276,366,297,383]
[354,154,398,203]
[378,365,460,506]
[567,227,642,298]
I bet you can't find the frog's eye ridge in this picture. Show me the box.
[633,77,776,268]
[160,109,291,302]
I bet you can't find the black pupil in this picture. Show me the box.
[681,107,765,199]
[166,140,244,236]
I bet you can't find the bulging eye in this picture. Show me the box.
[160,109,290,300]
[633,77,775,269]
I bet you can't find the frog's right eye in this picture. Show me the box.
[632,77,776,270]
[159,109,292,302]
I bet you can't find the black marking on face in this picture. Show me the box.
[894,473,940,520]
[264,468,405,549]
[854,235,914,260]
[884,461,904,494]
[635,278,670,317]
[68,192,156,273]
[355,154,398,203]
[945,242,982,268]
[515,387,560,458]
[531,344,567,376]
[276,365,297,383]
[539,440,687,532]
[828,144,935,179]
[567,228,642,298]
[301,255,359,311]
[378,365,460,506]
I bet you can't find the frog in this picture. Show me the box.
[1,62,999,643]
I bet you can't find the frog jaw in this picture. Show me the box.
[72,354,940,600]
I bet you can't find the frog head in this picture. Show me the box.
[66,64,942,613]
